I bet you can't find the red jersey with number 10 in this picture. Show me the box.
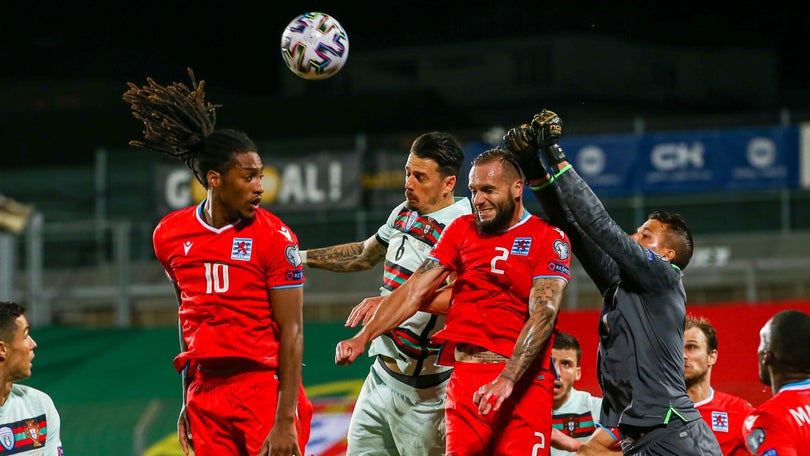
[153,203,305,372]
[428,212,571,366]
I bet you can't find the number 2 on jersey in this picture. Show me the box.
[490,247,508,275]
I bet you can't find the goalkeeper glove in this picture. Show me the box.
[530,109,567,166]
[503,124,546,182]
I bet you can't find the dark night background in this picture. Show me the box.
[1,2,807,168]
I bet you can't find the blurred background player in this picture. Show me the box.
[300,131,470,455]
[505,109,721,455]
[0,300,63,455]
[124,69,312,456]
[551,331,621,455]
[684,315,754,456]
[742,309,810,455]
[334,148,571,455]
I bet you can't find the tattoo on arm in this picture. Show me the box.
[306,240,386,272]
[415,258,445,276]
[500,278,566,382]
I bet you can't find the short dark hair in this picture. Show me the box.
[685,314,718,353]
[768,309,810,372]
[470,147,522,183]
[410,131,465,179]
[552,331,582,364]
[649,211,693,270]
[123,68,257,188]
[0,301,25,343]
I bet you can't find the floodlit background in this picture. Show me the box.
[2,2,810,454]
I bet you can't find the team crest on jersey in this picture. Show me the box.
[231,238,253,261]
[511,238,532,256]
[0,426,14,450]
[23,420,42,447]
[711,411,729,432]
[553,239,570,260]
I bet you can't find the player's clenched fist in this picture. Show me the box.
[335,338,365,365]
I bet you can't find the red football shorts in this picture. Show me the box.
[445,360,554,455]
[187,366,313,455]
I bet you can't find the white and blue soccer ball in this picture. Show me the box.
[280,12,349,80]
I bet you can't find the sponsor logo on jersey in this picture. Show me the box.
[644,248,655,262]
[405,211,419,231]
[0,426,14,450]
[286,269,304,281]
[231,238,253,261]
[553,239,570,260]
[511,237,532,256]
[548,262,570,276]
[711,411,729,432]
[278,226,293,242]
[183,241,193,255]
[286,244,302,267]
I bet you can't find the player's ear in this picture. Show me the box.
[0,341,7,359]
[444,174,457,193]
[207,169,222,189]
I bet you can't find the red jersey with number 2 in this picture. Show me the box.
[429,212,571,365]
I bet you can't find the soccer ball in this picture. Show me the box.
[280,12,349,80]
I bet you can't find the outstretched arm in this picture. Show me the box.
[302,234,387,272]
[345,283,452,328]
[335,259,451,365]
[473,276,567,415]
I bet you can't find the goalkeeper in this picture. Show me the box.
[503,111,721,455]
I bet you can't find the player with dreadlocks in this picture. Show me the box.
[124,68,312,456]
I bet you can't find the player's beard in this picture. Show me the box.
[475,197,515,235]
[684,366,707,388]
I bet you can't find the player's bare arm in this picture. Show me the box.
[261,287,304,456]
[304,235,386,272]
[172,282,193,455]
[335,259,450,365]
[346,281,452,328]
[474,277,566,415]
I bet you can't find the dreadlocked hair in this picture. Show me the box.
[123,68,257,187]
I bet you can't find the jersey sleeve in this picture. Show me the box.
[152,220,176,283]
[375,202,406,247]
[532,223,571,283]
[743,408,799,456]
[264,222,305,290]
[427,216,466,271]
[42,392,63,456]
